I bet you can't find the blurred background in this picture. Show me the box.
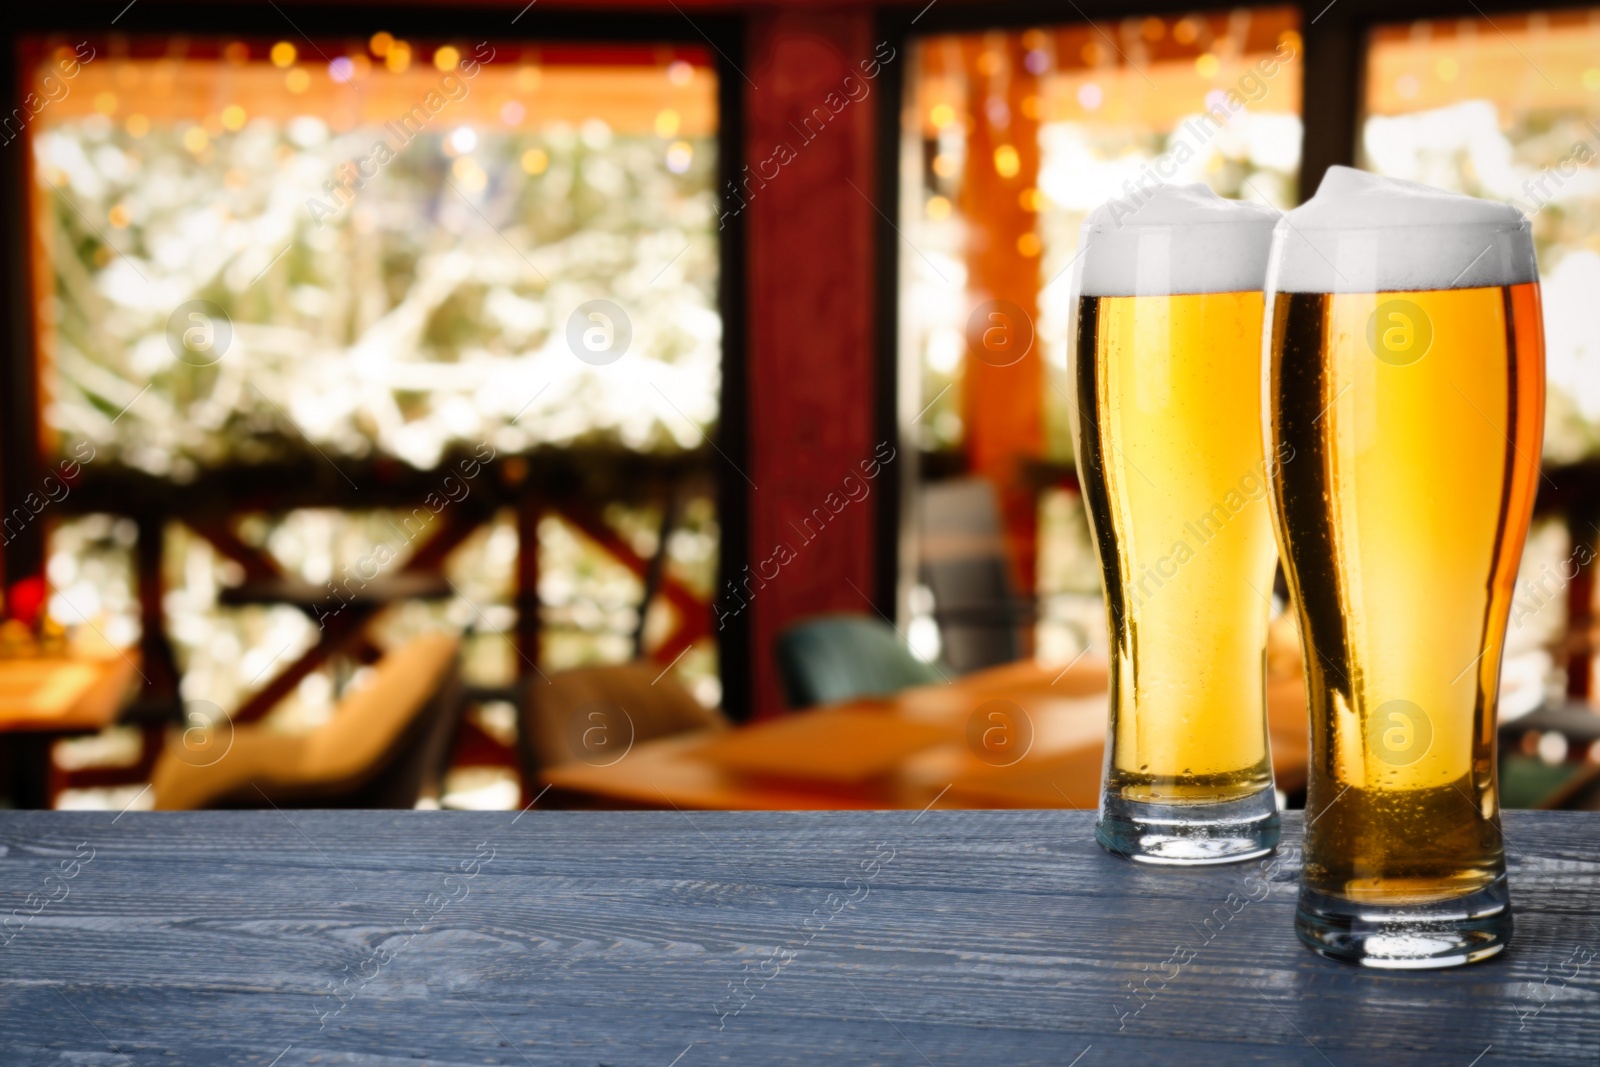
[1,0,1598,814]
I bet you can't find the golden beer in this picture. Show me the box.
[1265,166,1541,966]
[1076,292,1279,801]
[1070,185,1281,864]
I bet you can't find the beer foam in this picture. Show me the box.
[1076,184,1279,297]
[1270,167,1537,293]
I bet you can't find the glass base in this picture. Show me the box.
[1095,787,1280,866]
[1295,874,1513,969]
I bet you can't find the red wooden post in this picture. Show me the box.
[741,8,883,717]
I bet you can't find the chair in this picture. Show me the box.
[917,477,1033,673]
[151,633,464,810]
[1498,703,1600,808]
[1557,763,1600,809]
[517,661,727,776]
[775,613,946,710]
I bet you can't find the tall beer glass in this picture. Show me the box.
[1264,167,1542,966]
[1069,185,1282,865]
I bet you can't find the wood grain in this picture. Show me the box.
[0,809,1596,1065]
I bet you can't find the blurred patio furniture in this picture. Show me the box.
[1498,701,1600,809]
[0,653,139,808]
[918,477,1035,673]
[1553,762,1600,810]
[517,661,727,782]
[541,656,1310,810]
[48,451,716,739]
[150,633,463,810]
[775,613,947,710]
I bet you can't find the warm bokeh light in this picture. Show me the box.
[386,40,412,73]
[665,140,694,173]
[520,147,549,174]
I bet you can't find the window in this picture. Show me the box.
[1361,10,1600,463]
[898,9,1302,664]
[30,37,718,470]
[27,32,723,733]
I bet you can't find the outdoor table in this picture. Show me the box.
[0,808,1594,1064]
[0,655,138,809]
[542,658,1312,810]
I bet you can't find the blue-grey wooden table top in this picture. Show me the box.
[0,808,1596,1066]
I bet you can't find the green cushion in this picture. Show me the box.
[776,613,946,709]
[1498,753,1587,810]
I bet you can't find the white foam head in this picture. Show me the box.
[1269,166,1537,293]
[1075,184,1279,297]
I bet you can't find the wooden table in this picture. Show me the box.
[543,658,1311,809]
[0,809,1593,1064]
[0,656,138,808]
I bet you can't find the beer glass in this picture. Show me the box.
[1264,166,1542,966]
[1069,184,1282,865]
